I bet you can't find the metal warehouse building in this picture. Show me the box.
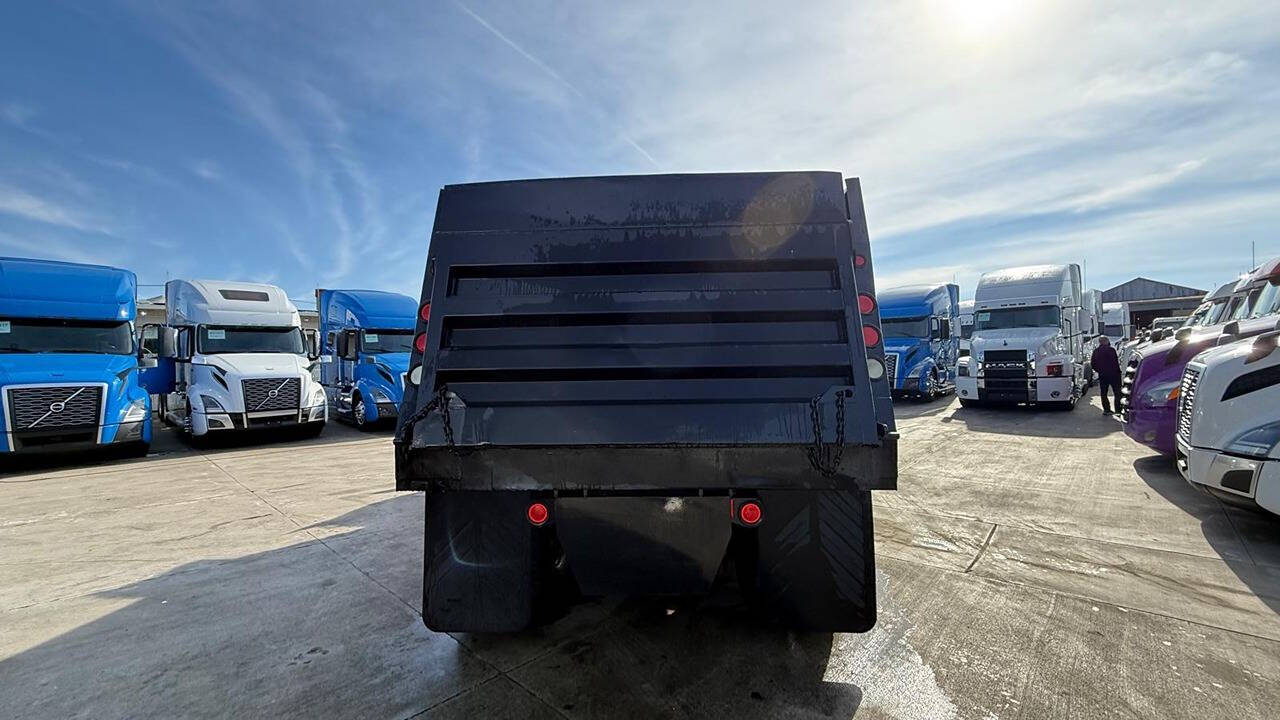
[1102,277,1206,330]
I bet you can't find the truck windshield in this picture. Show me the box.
[0,319,134,355]
[1103,323,1125,338]
[1245,279,1280,319]
[1228,289,1261,321]
[960,321,974,339]
[975,306,1060,330]
[199,326,305,355]
[881,317,929,338]
[362,330,414,353]
[1204,300,1231,325]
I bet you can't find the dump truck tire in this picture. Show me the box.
[743,489,876,632]
[422,492,568,632]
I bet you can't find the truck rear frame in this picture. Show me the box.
[395,172,897,632]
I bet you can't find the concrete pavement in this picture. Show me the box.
[2,399,1278,719]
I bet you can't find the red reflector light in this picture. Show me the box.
[854,254,867,268]
[527,502,549,526]
[420,302,432,322]
[858,293,876,314]
[414,333,427,353]
[739,501,762,526]
[862,325,881,348]
[1047,363,1063,377]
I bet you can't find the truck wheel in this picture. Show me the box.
[739,489,876,632]
[959,398,978,408]
[352,395,369,430]
[117,441,150,459]
[423,492,569,632]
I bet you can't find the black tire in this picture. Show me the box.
[352,393,371,431]
[742,489,876,632]
[958,398,978,408]
[423,492,568,632]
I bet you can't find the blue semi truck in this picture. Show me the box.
[0,257,152,457]
[879,283,961,400]
[316,289,417,428]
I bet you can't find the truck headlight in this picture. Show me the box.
[370,388,392,403]
[201,395,226,412]
[122,398,149,422]
[1140,380,1181,408]
[1226,421,1280,458]
[308,385,327,406]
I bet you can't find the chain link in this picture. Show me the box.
[394,384,464,454]
[806,389,848,477]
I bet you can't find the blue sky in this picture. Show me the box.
[1,1,1278,306]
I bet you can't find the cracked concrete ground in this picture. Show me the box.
[2,395,1279,719]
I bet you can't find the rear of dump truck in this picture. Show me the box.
[394,172,898,633]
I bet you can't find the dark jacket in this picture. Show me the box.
[1091,344,1122,380]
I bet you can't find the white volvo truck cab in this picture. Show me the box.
[956,264,1094,410]
[152,280,327,438]
[1177,321,1280,515]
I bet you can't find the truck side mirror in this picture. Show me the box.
[340,330,360,361]
[939,318,951,339]
[158,327,180,359]
[137,323,161,359]
[303,329,319,360]
[335,332,348,359]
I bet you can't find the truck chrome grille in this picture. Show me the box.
[6,385,103,430]
[242,378,300,412]
[1176,367,1200,441]
[884,353,898,383]
[1119,352,1141,421]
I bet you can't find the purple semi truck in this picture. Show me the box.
[1121,257,1280,455]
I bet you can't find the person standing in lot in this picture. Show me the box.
[1091,335,1122,415]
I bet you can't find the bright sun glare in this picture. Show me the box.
[941,0,1025,41]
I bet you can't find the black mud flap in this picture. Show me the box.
[554,497,731,596]
[748,489,877,632]
[422,491,549,633]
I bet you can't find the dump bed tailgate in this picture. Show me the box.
[395,172,896,492]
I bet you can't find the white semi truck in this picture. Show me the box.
[1177,322,1280,516]
[149,279,327,439]
[957,299,975,358]
[956,264,1093,410]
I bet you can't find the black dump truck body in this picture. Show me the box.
[395,172,897,632]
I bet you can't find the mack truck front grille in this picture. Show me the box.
[6,385,103,431]
[242,378,301,412]
[979,350,1031,400]
[1119,353,1141,421]
[1176,367,1201,441]
[885,353,898,384]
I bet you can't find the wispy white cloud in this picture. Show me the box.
[452,1,659,167]
[189,159,223,182]
[0,184,115,235]
[1,101,38,128]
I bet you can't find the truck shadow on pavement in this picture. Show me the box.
[1,494,863,720]
[945,395,1123,439]
[1132,455,1280,620]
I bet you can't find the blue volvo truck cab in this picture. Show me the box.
[879,283,961,400]
[0,257,152,457]
[316,289,417,428]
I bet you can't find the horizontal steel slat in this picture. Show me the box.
[436,290,848,318]
[443,377,852,405]
[435,344,853,373]
[445,319,844,349]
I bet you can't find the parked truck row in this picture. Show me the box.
[0,257,428,458]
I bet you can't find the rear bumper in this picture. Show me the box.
[1177,438,1280,515]
[1123,406,1175,455]
[397,438,898,493]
